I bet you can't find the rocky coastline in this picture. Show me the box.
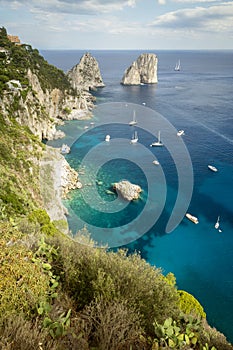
[39,146,82,231]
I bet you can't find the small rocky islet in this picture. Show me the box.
[113,180,142,201]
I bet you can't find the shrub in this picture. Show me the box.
[82,297,146,350]
[178,290,206,318]
[28,209,50,226]
[49,235,179,335]
[0,225,50,320]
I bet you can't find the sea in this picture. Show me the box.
[42,49,233,342]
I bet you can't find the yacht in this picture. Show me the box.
[129,110,137,126]
[130,131,138,144]
[175,60,181,71]
[150,131,163,147]
[208,165,218,172]
[177,130,185,136]
[185,213,199,224]
[60,144,70,154]
[215,216,220,229]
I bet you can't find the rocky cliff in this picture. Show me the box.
[0,32,97,141]
[67,52,105,91]
[121,53,158,85]
[0,69,95,140]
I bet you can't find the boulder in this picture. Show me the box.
[113,180,142,201]
[121,53,158,85]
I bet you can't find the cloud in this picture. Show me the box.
[0,0,137,14]
[172,0,222,3]
[158,0,167,5]
[149,1,233,32]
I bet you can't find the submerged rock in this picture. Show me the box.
[113,180,142,201]
[121,53,158,85]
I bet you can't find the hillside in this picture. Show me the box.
[0,27,232,350]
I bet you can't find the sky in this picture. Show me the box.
[0,0,233,50]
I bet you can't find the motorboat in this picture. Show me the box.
[185,213,199,224]
[177,130,185,136]
[152,160,160,165]
[150,131,163,147]
[208,165,218,172]
[105,135,110,142]
[60,144,70,154]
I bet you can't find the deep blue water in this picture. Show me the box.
[43,50,233,342]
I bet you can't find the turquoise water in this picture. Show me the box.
[44,50,233,342]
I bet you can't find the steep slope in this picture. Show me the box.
[0,28,232,350]
[0,27,94,140]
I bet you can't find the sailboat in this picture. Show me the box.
[215,216,220,229]
[130,131,138,144]
[174,60,181,71]
[150,131,163,147]
[129,110,137,126]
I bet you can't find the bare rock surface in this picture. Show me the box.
[67,52,105,91]
[121,53,158,85]
[113,180,142,201]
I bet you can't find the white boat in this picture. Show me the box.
[129,110,137,126]
[185,213,199,224]
[150,131,163,147]
[130,131,138,144]
[152,160,160,165]
[177,130,185,136]
[175,60,181,71]
[60,144,70,154]
[208,165,218,172]
[215,216,220,229]
[105,134,110,142]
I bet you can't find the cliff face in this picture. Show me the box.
[67,52,105,91]
[121,53,158,85]
[0,69,95,140]
[0,32,97,141]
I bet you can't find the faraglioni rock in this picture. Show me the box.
[67,52,105,91]
[121,53,158,85]
[113,180,142,201]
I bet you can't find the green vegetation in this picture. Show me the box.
[0,26,72,95]
[0,112,42,219]
[0,26,232,349]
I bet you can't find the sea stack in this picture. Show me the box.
[121,53,158,85]
[67,52,105,91]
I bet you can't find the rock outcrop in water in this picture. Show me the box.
[113,180,142,201]
[121,53,158,85]
[67,52,105,91]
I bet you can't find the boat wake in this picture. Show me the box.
[197,121,233,146]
